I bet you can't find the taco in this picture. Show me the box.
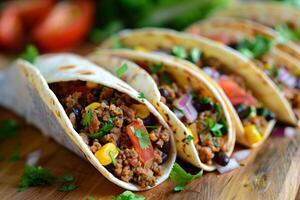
[186,18,300,126]
[89,49,235,170]
[98,28,278,148]
[0,53,176,191]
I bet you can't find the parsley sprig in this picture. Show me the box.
[113,191,145,200]
[20,45,39,64]
[170,163,203,192]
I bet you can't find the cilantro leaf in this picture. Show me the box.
[215,104,222,116]
[87,196,95,200]
[0,119,18,142]
[109,151,117,166]
[58,184,78,192]
[190,48,201,64]
[237,35,273,59]
[206,117,224,137]
[275,24,300,42]
[134,128,151,149]
[18,165,57,191]
[89,116,115,139]
[200,97,212,104]
[145,125,158,130]
[114,191,145,200]
[20,45,39,64]
[149,63,163,73]
[185,135,194,144]
[170,163,203,192]
[58,172,75,183]
[83,109,93,127]
[171,46,188,59]
[161,73,173,84]
[116,63,128,78]
[138,92,145,102]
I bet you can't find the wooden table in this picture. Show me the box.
[1,107,300,200]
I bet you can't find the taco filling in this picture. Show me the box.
[50,81,171,188]
[226,35,300,120]
[139,46,275,145]
[126,61,230,166]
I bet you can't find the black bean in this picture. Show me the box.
[193,101,214,112]
[214,152,230,166]
[162,142,169,163]
[235,104,251,119]
[72,107,82,128]
[143,115,155,126]
[257,107,275,121]
[92,89,101,98]
[159,88,169,98]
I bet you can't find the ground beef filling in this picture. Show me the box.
[50,81,171,188]
[148,69,228,165]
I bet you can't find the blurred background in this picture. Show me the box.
[0,0,297,54]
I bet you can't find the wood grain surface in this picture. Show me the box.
[1,107,300,200]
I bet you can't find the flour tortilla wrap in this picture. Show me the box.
[186,18,300,126]
[98,28,277,148]
[89,49,235,170]
[213,2,300,55]
[0,53,176,191]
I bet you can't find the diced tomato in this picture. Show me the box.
[126,121,154,164]
[0,8,23,51]
[6,0,55,28]
[32,0,95,52]
[218,76,257,106]
[210,33,231,45]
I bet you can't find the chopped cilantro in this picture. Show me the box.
[275,24,300,42]
[20,45,39,64]
[116,63,128,78]
[237,35,273,59]
[200,97,212,104]
[206,117,224,137]
[185,135,194,144]
[18,165,57,191]
[58,184,78,192]
[112,35,123,49]
[89,116,115,139]
[190,48,201,64]
[161,73,173,84]
[83,109,93,127]
[58,172,75,183]
[134,128,151,149]
[171,46,188,59]
[114,191,145,200]
[215,104,222,116]
[138,92,145,102]
[87,196,96,200]
[189,90,198,99]
[149,63,163,73]
[170,163,203,192]
[109,151,117,166]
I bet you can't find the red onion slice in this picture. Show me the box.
[26,150,42,166]
[233,150,251,162]
[175,94,198,123]
[217,158,240,174]
[284,127,296,138]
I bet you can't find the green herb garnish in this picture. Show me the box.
[87,196,96,200]
[114,191,145,200]
[138,92,146,102]
[237,35,273,59]
[161,73,173,84]
[145,125,158,130]
[171,46,188,59]
[58,184,78,192]
[109,151,117,166]
[0,119,18,142]
[185,135,194,144]
[83,109,93,127]
[18,165,57,191]
[20,45,39,64]
[116,63,128,78]
[215,104,222,116]
[170,163,203,192]
[206,117,224,137]
[133,128,151,149]
[275,24,300,42]
[58,172,75,183]
[200,97,212,104]
[149,63,163,73]
[89,116,115,139]
[190,48,201,64]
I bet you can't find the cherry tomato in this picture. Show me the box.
[6,0,55,28]
[32,0,95,52]
[218,76,257,106]
[126,120,154,164]
[0,8,23,51]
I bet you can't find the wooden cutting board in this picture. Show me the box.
[1,107,300,200]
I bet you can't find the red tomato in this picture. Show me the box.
[32,0,95,52]
[210,33,231,45]
[0,8,23,51]
[126,121,154,164]
[6,0,55,28]
[218,76,257,106]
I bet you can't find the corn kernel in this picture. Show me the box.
[95,143,119,166]
[130,104,150,119]
[245,125,262,145]
[134,46,149,52]
[86,81,98,88]
[86,102,101,111]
